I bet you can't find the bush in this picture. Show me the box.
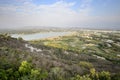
[98,71,111,80]
[19,61,32,75]
[18,37,23,41]
[90,68,111,80]
[79,61,93,69]
[111,73,120,80]
[89,68,99,80]
[71,75,91,80]
[49,67,65,80]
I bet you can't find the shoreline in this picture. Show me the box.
[29,31,77,41]
[11,31,76,41]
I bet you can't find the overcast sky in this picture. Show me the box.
[0,0,120,29]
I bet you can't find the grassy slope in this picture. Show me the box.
[0,32,120,79]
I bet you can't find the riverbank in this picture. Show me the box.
[35,31,77,41]
[11,31,75,41]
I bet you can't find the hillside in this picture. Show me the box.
[0,33,120,80]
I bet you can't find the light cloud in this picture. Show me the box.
[0,0,120,29]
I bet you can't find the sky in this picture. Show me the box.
[0,0,120,29]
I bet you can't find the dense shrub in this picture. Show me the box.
[79,61,93,69]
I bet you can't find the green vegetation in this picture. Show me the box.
[79,61,93,69]
[71,68,115,80]
[0,30,120,80]
[0,61,48,80]
[31,30,120,64]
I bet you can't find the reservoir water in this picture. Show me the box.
[11,32,71,41]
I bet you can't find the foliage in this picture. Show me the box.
[18,37,23,41]
[79,61,93,69]
[89,68,99,80]
[98,71,111,80]
[111,73,120,80]
[89,68,111,80]
[49,67,65,80]
[0,61,48,80]
[71,68,112,80]
[71,75,91,80]
[19,61,32,75]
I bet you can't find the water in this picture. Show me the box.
[11,32,71,41]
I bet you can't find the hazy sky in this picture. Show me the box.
[0,0,120,29]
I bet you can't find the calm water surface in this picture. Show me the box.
[11,32,71,41]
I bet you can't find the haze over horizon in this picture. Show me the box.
[0,0,120,29]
